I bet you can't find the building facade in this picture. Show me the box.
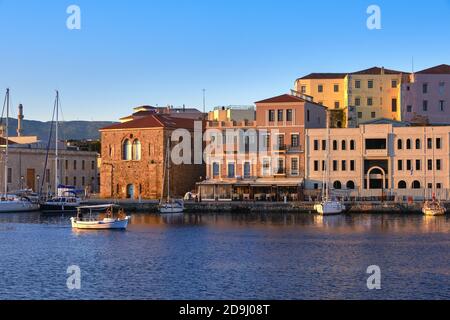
[207,105,255,123]
[295,67,410,125]
[198,94,327,201]
[402,64,450,125]
[305,123,450,200]
[100,114,205,200]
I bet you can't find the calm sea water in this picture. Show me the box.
[0,212,448,300]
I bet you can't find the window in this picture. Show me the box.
[291,134,300,148]
[333,160,338,171]
[406,139,412,150]
[428,159,433,171]
[440,100,445,111]
[276,158,285,174]
[262,158,271,176]
[322,140,326,151]
[91,161,95,170]
[397,139,403,150]
[65,177,69,185]
[412,181,421,189]
[82,160,85,170]
[314,183,319,190]
[301,86,306,93]
[277,110,284,122]
[398,181,407,189]
[436,159,442,171]
[371,112,376,119]
[392,80,398,88]
[7,168,12,184]
[334,101,340,109]
[314,161,319,172]
[123,139,132,160]
[318,84,323,93]
[406,160,412,171]
[415,139,421,150]
[423,100,428,111]
[427,138,432,149]
[423,83,428,94]
[322,160,326,171]
[73,176,77,186]
[314,140,319,151]
[350,140,355,150]
[307,110,310,122]
[391,98,397,112]
[333,181,342,190]
[407,105,412,112]
[74,160,77,170]
[82,176,85,186]
[334,84,339,92]
[350,160,355,171]
[342,140,347,151]
[436,138,442,149]
[286,109,293,121]
[355,80,361,89]
[355,97,361,106]
[268,110,275,122]
[244,162,251,179]
[398,160,403,171]
[227,163,235,178]
[416,159,421,171]
[437,183,442,189]
[358,112,362,119]
[132,140,142,160]
[367,97,373,106]
[65,160,69,170]
[368,80,374,89]
[277,134,284,149]
[346,181,355,189]
[341,160,347,171]
[212,162,220,178]
[333,140,338,151]
[291,158,299,175]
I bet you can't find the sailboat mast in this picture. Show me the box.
[55,91,59,196]
[4,89,9,196]
[325,110,330,201]
[166,138,170,202]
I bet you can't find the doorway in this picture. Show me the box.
[126,184,135,199]
[27,168,35,191]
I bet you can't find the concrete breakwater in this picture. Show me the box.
[81,199,448,214]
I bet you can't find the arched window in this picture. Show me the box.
[122,139,132,160]
[342,140,347,151]
[397,139,403,150]
[412,180,421,189]
[406,139,411,150]
[333,181,342,190]
[415,139,421,150]
[132,139,142,160]
[350,140,356,150]
[398,181,407,189]
[346,181,355,189]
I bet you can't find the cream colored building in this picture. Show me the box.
[305,123,450,200]
[208,106,256,123]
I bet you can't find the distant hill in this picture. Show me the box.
[5,118,117,140]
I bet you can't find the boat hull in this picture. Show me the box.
[314,201,345,216]
[159,206,184,214]
[422,208,446,216]
[40,204,79,212]
[0,202,40,213]
[71,217,130,230]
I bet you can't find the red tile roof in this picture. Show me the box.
[416,64,450,74]
[351,66,408,75]
[255,94,309,104]
[100,114,197,131]
[298,73,347,80]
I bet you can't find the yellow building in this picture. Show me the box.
[295,67,410,125]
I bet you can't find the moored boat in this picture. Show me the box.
[422,198,446,216]
[70,204,131,230]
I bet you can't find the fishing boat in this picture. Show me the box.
[40,91,81,212]
[0,89,40,213]
[71,204,131,230]
[314,110,345,216]
[158,138,184,214]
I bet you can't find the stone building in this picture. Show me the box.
[197,94,327,201]
[305,123,450,201]
[100,114,205,200]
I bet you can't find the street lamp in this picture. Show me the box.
[36,175,40,193]
[20,176,24,190]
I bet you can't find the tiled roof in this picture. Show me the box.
[255,94,309,104]
[416,64,450,74]
[351,66,408,75]
[100,114,197,131]
[298,73,347,80]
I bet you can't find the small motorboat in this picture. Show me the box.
[71,204,131,230]
[314,199,345,216]
[159,200,184,214]
[41,196,81,212]
[422,196,446,216]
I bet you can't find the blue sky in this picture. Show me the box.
[0,0,449,121]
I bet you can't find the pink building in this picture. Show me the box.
[402,64,450,125]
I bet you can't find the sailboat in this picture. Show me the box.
[422,129,446,216]
[314,110,345,216]
[40,91,81,212]
[0,89,40,213]
[158,138,184,214]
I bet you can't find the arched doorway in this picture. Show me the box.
[398,181,407,189]
[346,181,355,190]
[333,181,342,190]
[412,180,421,189]
[366,166,386,190]
[126,184,135,199]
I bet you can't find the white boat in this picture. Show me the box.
[71,204,131,230]
[422,197,446,216]
[0,89,40,213]
[314,110,344,216]
[41,195,81,212]
[159,138,184,214]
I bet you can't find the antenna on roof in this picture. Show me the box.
[202,89,206,114]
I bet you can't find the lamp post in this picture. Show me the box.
[36,175,40,193]
[20,176,24,190]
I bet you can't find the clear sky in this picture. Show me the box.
[0,0,449,121]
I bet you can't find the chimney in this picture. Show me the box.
[17,104,24,137]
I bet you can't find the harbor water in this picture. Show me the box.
[0,212,448,300]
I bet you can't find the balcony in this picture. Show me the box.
[274,168,286,176]
[287,145,302,153]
